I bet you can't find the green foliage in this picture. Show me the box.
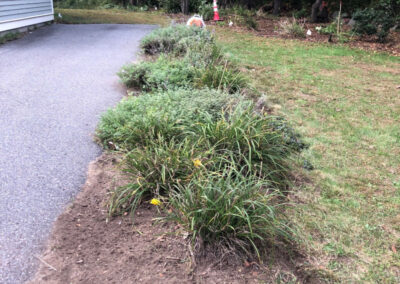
[103,91,303,255]
[189,101,303,187]
[161,0,180,13]
[168,164,292,258]
[352,5,396,42]
[118,62,150,89]
[177,38,221,68]
[293,8,308,19]
[218,24,400,281]
[108,137,207,215]
[140,24,213,55]
[316,19,353,43]
[318,22,337,35]
[97,88,237,150]
[123,26,249,93]
[220,5,258,30]
[243,15,258,30]
[195,63,248,93]
[99,24,309,259]
[100,90,305,198]
[268,117,307,153]
[54,0,116,9]
[198,0,213,21]
[279,18,305,38]
[54,0,400,18]
[160,0,202,13]
[118,55,196,90]
[0,32,20,45]
[119,54,248,94]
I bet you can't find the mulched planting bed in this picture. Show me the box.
[30,154,310,283]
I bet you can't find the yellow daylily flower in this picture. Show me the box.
[193,159,202,168]
[150,198,161,206]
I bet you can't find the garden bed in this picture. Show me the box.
[170,14,400,56]
[30,23,320,283]
[30,154,308,283]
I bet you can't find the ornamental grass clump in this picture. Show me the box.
[189,101,305,188]
[168,163,293,259]
[279,18,306,38]
[103,92,305,217]
[118,55,196,91]
[99,24,306,259]
[97,88,238,150]
[108,137,209,216]
[120,25,250,94]
[140,24,213,55]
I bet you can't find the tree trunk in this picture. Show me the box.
[273,0,281,16]
[181,0,189,15]
[311,0,323,23]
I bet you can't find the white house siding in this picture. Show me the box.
[0,0,54,32]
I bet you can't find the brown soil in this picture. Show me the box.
[30,154,314,284]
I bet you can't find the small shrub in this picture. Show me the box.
[110,145,294,259]
[198,0,213,21]
[293,8,308,19]
[279,18,306,38]
[140,24,213,55]
[243,15,258,30]
[318,21,337,35]
[317,19,352,43]
[352,7,395,42]
[118,62,151,89]
[223,5,258,30]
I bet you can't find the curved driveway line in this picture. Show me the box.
[0,24,155,283]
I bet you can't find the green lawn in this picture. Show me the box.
[217,29,400,282]
[55,8,169,26]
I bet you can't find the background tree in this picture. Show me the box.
[273,0,282,15]
[311,0,323,22]
[181,0,189,14]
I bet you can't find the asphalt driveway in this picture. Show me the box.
[0,24,155,283]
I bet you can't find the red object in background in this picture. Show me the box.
[213,0,221,21]
[321,1,328,11]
